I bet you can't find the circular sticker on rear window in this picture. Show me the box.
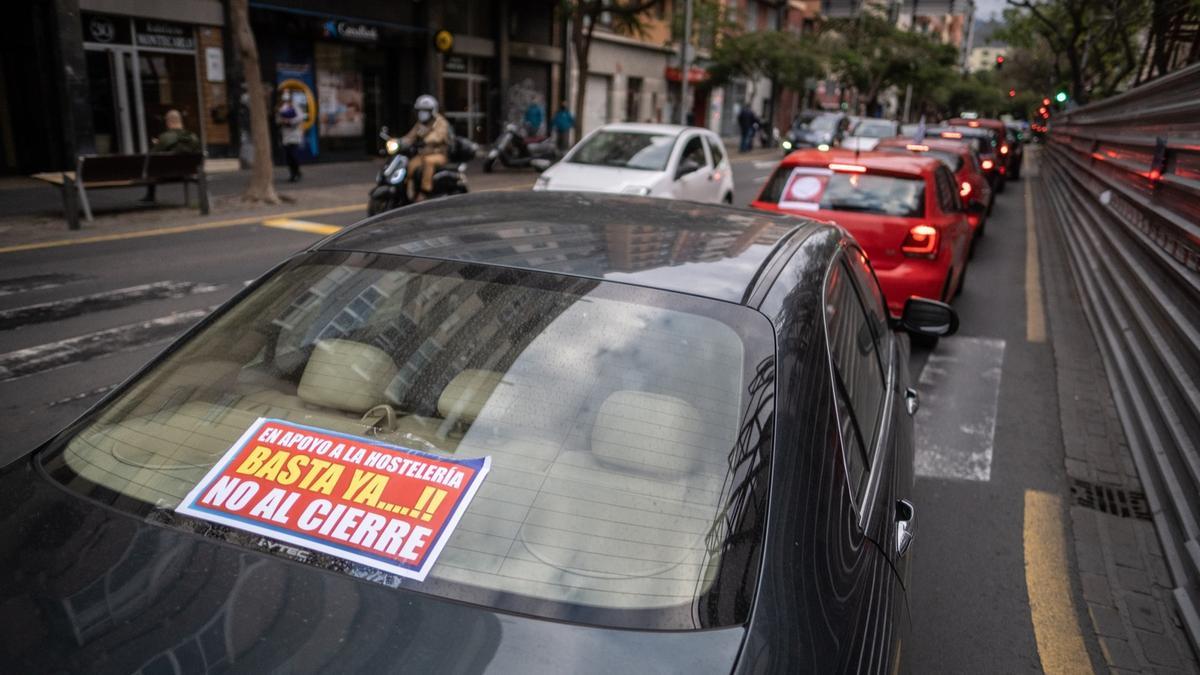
[789,176,823,201]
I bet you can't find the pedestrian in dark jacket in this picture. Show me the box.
[737,103,757,152]
[139,109,201,203]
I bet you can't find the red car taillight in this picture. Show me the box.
[960,181,972,198]
[981,159,995,171]
[901,224,939,258]
[1000,145,1010,155]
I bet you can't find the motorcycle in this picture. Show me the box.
[367,126,477,216]
[483,123,560,172]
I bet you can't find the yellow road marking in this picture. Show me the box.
[262,218,341,235]
[0,203,365,255]
[1024,490,1094,674]
[1025,177,1046,342]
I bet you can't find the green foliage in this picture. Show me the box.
[707,30,823,93]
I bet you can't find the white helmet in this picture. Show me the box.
[414,95,439,113]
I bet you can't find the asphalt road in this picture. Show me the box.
[0,152,1096,672]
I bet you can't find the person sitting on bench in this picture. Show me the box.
[140,110,201,204]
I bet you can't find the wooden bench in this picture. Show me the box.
[33,152,209,230]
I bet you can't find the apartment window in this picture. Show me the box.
[626,77,643,122]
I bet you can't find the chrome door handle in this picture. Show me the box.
[904,387,919,416]
[896,499,915,558]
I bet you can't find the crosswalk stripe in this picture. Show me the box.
[0,306,215,382]
[262,218,342,235]
[0,280,220,331]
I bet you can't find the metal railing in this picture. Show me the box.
[1042,62,1200,651]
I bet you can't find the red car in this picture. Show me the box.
[874,137,993,236]
[947,118,1013,186]
[751,149,971,317]
[929,126,1004,193]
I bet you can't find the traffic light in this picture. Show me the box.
[1055,90,1068,103]
[995,55,1005,69]
[1042,98,1051,106]
[1008,89,1016,98]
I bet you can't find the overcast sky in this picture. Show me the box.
[975,0,1008,20]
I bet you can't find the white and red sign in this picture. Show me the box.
[777,167,832,211]
[177,418,490,581]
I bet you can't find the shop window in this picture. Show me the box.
[315,43,364,140]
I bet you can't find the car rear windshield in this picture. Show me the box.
[760,165,925,217]
[852,120,896,138]
[568,130,676,171]
[879,146,963,172]
[41,251,775,630]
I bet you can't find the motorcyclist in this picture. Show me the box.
[399,94,452,201]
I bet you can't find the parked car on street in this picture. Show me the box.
[1003,123,1025,179]
[533,123,734,203]
[841,118,900,152]
[782,112,851,152]
[928,126,1005,193]
[751,149,972,321]
[0,192,955,674]
[874,136,994,236]
[946,118,1013,185]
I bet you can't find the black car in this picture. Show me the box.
[1003,124,1025,179]
[783,112,851,153]
[0,193,954,673]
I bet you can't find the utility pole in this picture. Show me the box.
[679,0,693,125]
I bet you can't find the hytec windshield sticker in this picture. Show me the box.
[778,166,833,211]
[176,418,490,582]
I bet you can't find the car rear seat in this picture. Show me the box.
[387,369,505,453]
[64,339,400,505]
[512,390,723,597]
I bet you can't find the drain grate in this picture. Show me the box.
[1071,478,1153,520]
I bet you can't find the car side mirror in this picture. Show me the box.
[676,158,701,179]
[900,297,958,337]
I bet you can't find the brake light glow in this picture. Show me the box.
[941,131,963,139]
[829,163,867,173]
[906,144,930,151]
[981,159,995,170]
[901,225,939,258]
[960,181,972,198]
[968,121,980,127]
[1000,145,1010,155]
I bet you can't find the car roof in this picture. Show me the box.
[876,137,974,157]
[779,148,943,176]
[593,122,698,136]
[948,117,1005,130]
[322,192,815,305]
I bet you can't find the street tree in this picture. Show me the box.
[230,0,279,204]
[1001,0,1151,103]
[561,0,665,136]
[820,12,930,115]
[707,30,823,105]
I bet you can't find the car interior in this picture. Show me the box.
[56,260,749,609]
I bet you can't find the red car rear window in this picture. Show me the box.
[759,165,925,218]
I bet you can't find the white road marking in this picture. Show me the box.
[753,175,769,184]
[0,307,215,381]
[914,336,1006,481]
[753,160,779,170]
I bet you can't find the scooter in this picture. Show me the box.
[367,126,477,216]
[483,123,560,172]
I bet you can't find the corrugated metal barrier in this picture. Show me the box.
[1042,62,1200,650]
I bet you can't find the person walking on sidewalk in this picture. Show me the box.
[276,93,304,182]
[552,102,574,151]
[737,103,757,153]
[138,110,200,204]
[399,95,451,202]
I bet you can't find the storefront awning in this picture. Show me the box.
[665,66,709,84]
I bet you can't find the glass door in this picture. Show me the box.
[85,48,138,154]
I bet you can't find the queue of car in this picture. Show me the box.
[2,112,1038,673]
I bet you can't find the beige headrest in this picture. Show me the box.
[591,391,706,474]
[438,369,504,423]
[298,339,398,413]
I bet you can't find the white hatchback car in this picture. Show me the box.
[533,123,735,204]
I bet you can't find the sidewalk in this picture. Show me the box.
[1035,154,1200,673]
[0,146,783,252]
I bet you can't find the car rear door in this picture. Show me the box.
[823,249,911,668]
